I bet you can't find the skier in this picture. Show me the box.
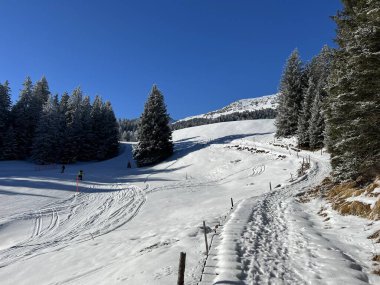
[77,170,84,181]
[61,164,65,173]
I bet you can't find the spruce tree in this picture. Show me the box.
[12,77,34,158]
[2,126,17,160]
[31,95,61,164]
[309,92,325,149]
[102,101,119,159]
[297,64,317,148]
[133,85,173,167]
[0,81,12,159]
[326,0,380,180]
[298,46,332,148]
[90,95,104,160]
[61,87,83,163]
[58,92,70,163]
[275,49,304,137]
[78,96,94,161]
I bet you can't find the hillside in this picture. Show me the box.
[178,94,278,122]
[0,120,379,284]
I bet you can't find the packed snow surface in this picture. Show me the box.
[178,94,278,122]
[0,119,379,284]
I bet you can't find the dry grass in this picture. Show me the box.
[325,177,380,220]
[373,268,380,276]
[372,255,380,262]
[337,201,372,217]
[368,230,380,240]
[296,177,334,204]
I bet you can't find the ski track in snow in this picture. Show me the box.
[0,183,146,268]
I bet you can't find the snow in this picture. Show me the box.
[347,195,379,208]
[0,119,379,284]
[178,94,278,122]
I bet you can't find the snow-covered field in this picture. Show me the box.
[0,119,379,284]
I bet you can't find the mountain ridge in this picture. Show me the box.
[177,93,278,122]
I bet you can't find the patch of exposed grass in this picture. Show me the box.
[368,230,380,242]
[337,201,371,217]
[325,177,380,220]
[296,177,334,203]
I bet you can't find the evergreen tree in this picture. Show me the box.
[297,46,332,148]
[31,95,61,164]
[133,85,173,167]
[78,96,94,161]
[2,126,17,160]
[61,87,83,163]
[0,81,12,159]
[32,76,50,110]
[275,49,304,137]
[12,77,34,159]
[90,95,104,160]
[309,92,325,149]
[326,0,380,180]
[101,101,119,159]
[58,92,70,163]
[11,76,50,159]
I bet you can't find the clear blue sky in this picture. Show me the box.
[0,0,342,120]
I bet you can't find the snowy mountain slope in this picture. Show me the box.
[0,119,379,285]
[178,94,278,122]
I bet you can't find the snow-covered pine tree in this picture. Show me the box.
[297,61,317,148]
[32,76,50,111]
[326,0,380,181]
[12,77,34,159]
[90,95,104,160]
[309,92,325,149]
[78,96,94,161]
[275,49,304,138]
[101,101,119,159]
[61,87,83,163]
[12,76,50,159]
[0,81,12,159]
[2,126,17,160]
[133,85,173,167]
[298,46,332,149]
[31,95,61,164]
[308,46,332,150]
[58,92,70,163]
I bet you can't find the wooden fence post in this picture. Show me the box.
[203,221,209,256]
[269,182,272,191]
[230,198,234,208]
[177,252,186,285]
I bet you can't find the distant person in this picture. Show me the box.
[61,164,65,173]
[127,161,132,168]
[77,170,84,181]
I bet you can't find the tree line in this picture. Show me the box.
[0,77,119,164]
[118,118,139,142]
[276,0,379,181]
[171,108,276,131]
[275,46,332,150]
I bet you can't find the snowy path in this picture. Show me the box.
[0,184,145,268]
[203,141,374,284]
